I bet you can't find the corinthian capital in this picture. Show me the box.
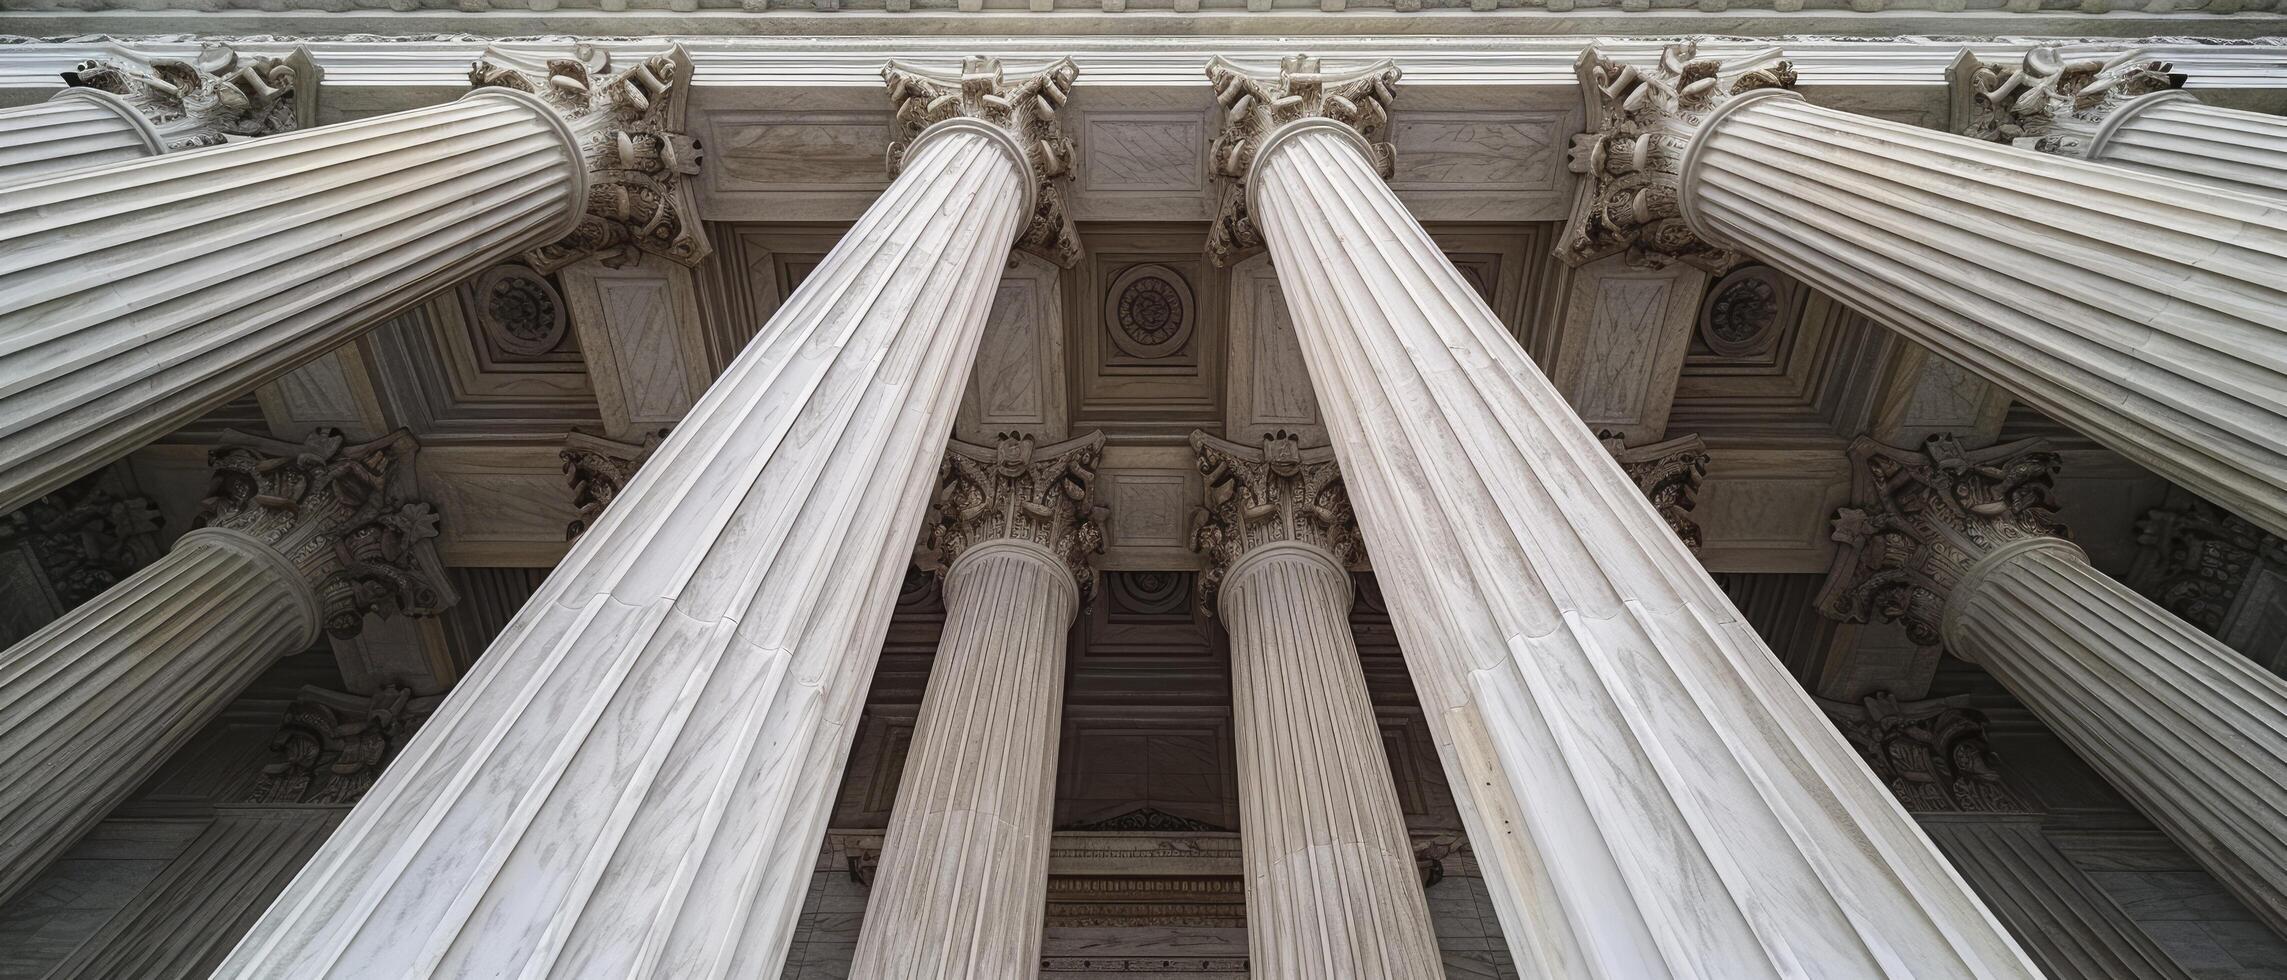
[1189,430,1362,605]
[560,428,666,541]
[1601,432,1710,551]
[883,56,1082,268]
[470,45,712,273]
[1956,46,2185,155]
[1203,54,1400,268]
[1560,43,1797,269]
[64,43,314,150]
[925,431,1107,594]
[1819,693,2029,814]
[199,429,455,639]
[1816,435,2068,647]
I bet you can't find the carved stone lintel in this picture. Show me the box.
[1819,693,2031,814]
[560,428,667,541]
[0,471,162,613]
[63,42,314,150]
[469,44,713,273]
[924,431,1107,593]
[1560,42,1798,269]
[1816,434,2068,647]
[1600,431,1710,551]
[1957,46,2186,155]
[882,56,1082,268]
[1203,54,1400,268]
[199,429,455,639]
[1188,429,1361,606]
[2130,496,2286,636]
[248,685,440,806]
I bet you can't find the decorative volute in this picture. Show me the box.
[199,429,455,639]
[1203,54,1400,267]
[62,42,313,149]
[1816,434,2069,647]
[883,55,1082,267]
[924,431,1107,594]
[1188,430,1362,606]
[1560,42,1798,267]
[1956,46,2186,155]
[469,45,711,272]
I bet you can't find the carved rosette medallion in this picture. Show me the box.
[924,431,1108,595]
[560,428,667,541]
[1816,435,2069,647]
[1698,265,1787,358]
[1600,432,1711,551]
[2130,497,2284,635]
[469,45,712,273]
[1961,46,2185,155]
[64,42,309,150]
[249,685,440,806]
[1188,430,1362,606]
[473,264,568,357]
[1204,54,1400,268]
[882,56,1083,268]
[1560,43,1798,268]
[1820,693,2029,814]
[199,429,455,639]
[1105,264,1195,358]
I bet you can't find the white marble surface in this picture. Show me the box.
[2097,96,2287,198]
[1247,120,2038,975]
[0,92,157,185]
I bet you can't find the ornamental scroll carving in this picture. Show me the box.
[2130,496,2285,636]
[1561,42,1797,269]
[1820,693,2029,814]
[249,686,440,806]
[1188,430,1362,606]
[1601,432,1710,551]
[1816,435,2068,647]
[0,472,161,613]
[64,43,312,150]
[923,431,1107,595]
[883,56,1083,268]
[200,429,455,639]
[1204,54,1401,268]
[469,45,712,273]
[1960,46,2185,155]
[560,428,667,541]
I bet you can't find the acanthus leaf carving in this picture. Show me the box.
[1600,431,1710,552]
[1961,46,2186,155]
[1204,54,1400,268]
[199,429,455,639]
[1816,434,2068,647]
[1560,42,1797,270]
[469,44,713,273]
[1188,429,1361,607]
[1820,693,2030,814]
[63,42,310,150]
[924,431,1107,595]
[248,685,440,806]
[2130,496,2285,636]
[882,55,1083,268]
[560,428,668,541]
[0,471,162,612]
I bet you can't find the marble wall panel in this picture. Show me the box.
[1690,448,1854,574]
[699,108,895,221]
[1074,109,1214,221]
[561,254,712,441]
[1096,445,1202,571]
[1549,255,1704,444]
[957,253,1069,442]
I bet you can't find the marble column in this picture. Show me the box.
[1820,434,2287,936]
[213,56,1081,979]
[1189,431,1441,980]
[1208,55,2036,976]
[1959,47,2287,198]
[0,45,311,185]
[850,431,1104,979]
[0,46,708,517]
[1565,42,2287,539]
[0,429,450,904]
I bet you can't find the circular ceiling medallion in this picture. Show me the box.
[474,264,567,358]
[1699,265,1787,359]
[1106,263,1195,359]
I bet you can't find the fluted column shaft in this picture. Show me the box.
[214,74,1056,973]
[1245,116,2035,974]
[1947,537,2287,934]
[0,528,318,903]
[0,88,581,515]
[1221,542,1440,980]
[2090,94,2287,198]
[851,541,1076,978]
[0,90,160,185]
[1684,91,2287,537]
